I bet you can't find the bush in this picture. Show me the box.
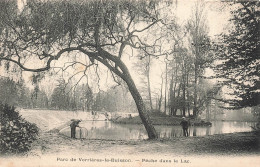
[0,104,39,155]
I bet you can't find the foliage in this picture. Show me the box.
[0,77,31,108]
[68,83,94,111]
[31,87,49,108]
[93,86,136,112]
[0,0,158,63]
[0,77,18,106]
[214,1,260,108]
[50,79,94,110]
[50,79,71,110]
[251,105,260,131]
[82,84,94,111]
[0,76,49,109]
[0,103,39,155]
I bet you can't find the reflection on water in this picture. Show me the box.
[60,121,256,140]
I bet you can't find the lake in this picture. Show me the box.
[60,120,256,140]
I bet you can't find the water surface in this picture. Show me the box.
[60,121,256,140]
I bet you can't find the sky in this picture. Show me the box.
[9,0,232,95]
[175,0,230,37]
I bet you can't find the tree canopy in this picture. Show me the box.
[213,1,260,109]
[0,0,159,72]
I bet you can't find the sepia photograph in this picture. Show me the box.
[0,0,259,166]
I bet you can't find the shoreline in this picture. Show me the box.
[19,131,260,158]
[8,109,258,158]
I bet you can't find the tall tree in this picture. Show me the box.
[214,1,260,108]
[0,0,166,139]
[51,79,71,110]
[84,84,94,111]
[156,72,164,111]
[31,88,49,108]
[134,54,154,110]
[187,1,211,117]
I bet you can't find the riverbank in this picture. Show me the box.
[14,110,260,154]
[113,112,212,126]
[1,109,259,167]
[23,131,259,157]
[1,131,259,167]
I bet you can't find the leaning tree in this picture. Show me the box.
[0,0,170,139]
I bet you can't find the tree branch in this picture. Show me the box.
[0,47,79,72]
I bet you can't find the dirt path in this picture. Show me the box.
[1,129,259,167]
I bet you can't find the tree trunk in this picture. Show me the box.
[158,73,163,111]
[169,75,174,115]
[175,82,181,115]
[94,49,158,139]
[193,63,198,117]
[186,72,190,117]
[125,76,158,139]
[206,103,210,122]
[147,55,153,110]
[182,76,186,117]
[172,75,178,116]
[164,62,168,114]
[206,99,211,122]
[82,49,158,139]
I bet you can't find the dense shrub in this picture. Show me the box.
[0,104,39,154]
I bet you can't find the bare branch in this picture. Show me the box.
[0,47,79,72]
[131,19,161,34]
[67,74,87,94]
[110,69,122,86]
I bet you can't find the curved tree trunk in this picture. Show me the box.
[83,49,158,139]
[125,76,158,139]
[119,61,158,139]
